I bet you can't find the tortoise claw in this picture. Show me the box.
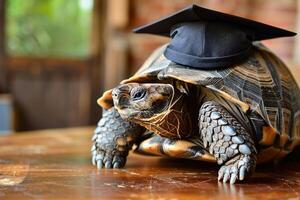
[97,159,103,169]
[105,160,112,168]
[230,173,237,184]
[218,166,225,181]
[112,155,125,168]
[223,169,230,183]
[113,162,120,168]
[239,166,246,181]
[218,154,255,184]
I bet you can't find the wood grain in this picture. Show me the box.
[6,57,92,131]
[0,127,299,199]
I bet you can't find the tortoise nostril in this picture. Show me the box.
[112,89,119,98]
[118,96,129,107]
[113,96,129,109]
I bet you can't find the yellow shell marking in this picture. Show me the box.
[257,147,280,164]
[137,137,216,162]
[97,89,113,109]
[259,126,277,146]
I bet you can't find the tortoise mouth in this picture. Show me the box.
[136,92,184,122]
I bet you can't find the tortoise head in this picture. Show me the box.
[112,82,194,139]
[112,83,174,121]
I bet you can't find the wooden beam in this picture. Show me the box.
[104,0,130,90]
[0,0,5,56]
[89,0,106,123]
[0,0,7,93]
[107,0,129,29]
[90,0,105,58]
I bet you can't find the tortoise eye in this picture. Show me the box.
[131,89,146,101]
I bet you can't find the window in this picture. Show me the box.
[6,0,93,58]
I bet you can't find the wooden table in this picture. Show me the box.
[0,127,299,200]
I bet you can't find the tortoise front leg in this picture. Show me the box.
[91,107,145,168]
[199,101,257,184]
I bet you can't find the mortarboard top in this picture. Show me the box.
[133,5,296,69]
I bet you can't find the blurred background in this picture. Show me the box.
[0,0,299,134]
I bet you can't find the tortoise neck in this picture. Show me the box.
[135,90,196,139]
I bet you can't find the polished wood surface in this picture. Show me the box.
[0,127,299,200]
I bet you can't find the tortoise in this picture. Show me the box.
[91,43,300,184]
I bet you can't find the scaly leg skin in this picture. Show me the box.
[199,101,257,184]
[91,107,145,169]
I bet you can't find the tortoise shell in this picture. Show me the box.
[99,43,300,163]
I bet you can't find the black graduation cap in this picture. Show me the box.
[133,5,296,69]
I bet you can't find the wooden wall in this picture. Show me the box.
[7,57,93,130]
[0,0,105,131]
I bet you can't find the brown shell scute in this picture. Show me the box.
[158,44,300,148]
[212,48,300,147]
